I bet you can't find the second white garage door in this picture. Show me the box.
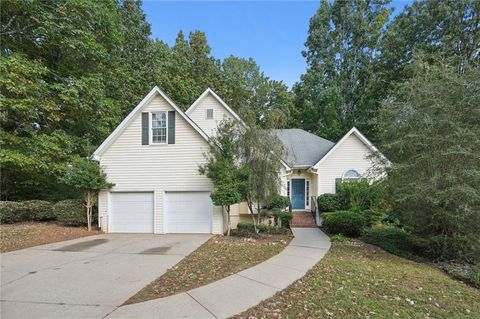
[164,192,213,233]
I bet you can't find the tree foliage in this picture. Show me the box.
[378,61,480,261]
[292,0,392,141]
[1,0,292,200]
[293,0,479,142]
[238,113,285,231]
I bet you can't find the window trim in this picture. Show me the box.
[342,169,360,181]
[149,111,168,145]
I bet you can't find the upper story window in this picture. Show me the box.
[342,169,360,181]
[151,112,167,144]
[206,108,214,120]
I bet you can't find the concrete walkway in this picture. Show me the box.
[106,228,331,319]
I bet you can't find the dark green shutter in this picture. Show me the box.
[142,112,149,145]
[168,111,175,144]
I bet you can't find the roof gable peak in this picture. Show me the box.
[313,127,390,168]
[92,86,209,160]
[186,88,245,125]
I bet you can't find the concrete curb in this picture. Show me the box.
[106,228,331,319]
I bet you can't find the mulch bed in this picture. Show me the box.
[0,222,102,253]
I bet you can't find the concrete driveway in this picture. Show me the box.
[1,233,211,319]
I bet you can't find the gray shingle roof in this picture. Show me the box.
[273,129,335,167]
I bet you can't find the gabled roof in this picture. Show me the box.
[273,129,335,168]
[312,127,390,168]
[185,88,245,126]
[92,86,209,160]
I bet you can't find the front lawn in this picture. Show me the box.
[125,234,292,305]
[234,240,480,319]
[0,222,102,253]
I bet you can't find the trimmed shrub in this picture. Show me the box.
[361,225,427,260]
[0,201,26,223]
[338,180,386,212]
[237,221,268,233]
[360,209,386,227]
[317,193,347,212]
[53,199,86,226]
[269,194,290,210]
[272,210,293,228]
[322,211,366,237]
[22,200,55,221]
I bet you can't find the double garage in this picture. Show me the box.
[108,191,214,234]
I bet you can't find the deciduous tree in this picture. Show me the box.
[199,121,248,235]
[60,157,114,231]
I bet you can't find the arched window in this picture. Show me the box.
[342,169,360,181]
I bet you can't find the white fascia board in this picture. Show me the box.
[92,86,209,159]
[312,127,390,168]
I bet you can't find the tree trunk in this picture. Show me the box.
[85,190,93,232]
[226,205,231,236]
[246,195,258,233]
[256,201,262,233]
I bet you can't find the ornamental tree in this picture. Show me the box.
[199,120,248,235]
[60,157,114,231]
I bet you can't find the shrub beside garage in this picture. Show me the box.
[53,199,87,226]
[0,199,92,227]
[0,201,28,223]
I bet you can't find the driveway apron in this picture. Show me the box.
[0,233,211,319]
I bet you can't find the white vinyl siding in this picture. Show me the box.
[187,94,235,137]
[98,190,108,230]
[98,95,223,234]
[317,134,375,194]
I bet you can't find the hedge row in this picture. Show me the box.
[0,200,88,226]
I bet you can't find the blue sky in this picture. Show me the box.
[142,1,413,88]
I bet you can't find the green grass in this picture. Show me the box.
[234,241,480,319]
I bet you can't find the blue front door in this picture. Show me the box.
[291,179,305,210]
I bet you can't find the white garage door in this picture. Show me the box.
[110,192,154,233]
[164,192,213,233]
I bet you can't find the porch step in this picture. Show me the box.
[289,212,317,228]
